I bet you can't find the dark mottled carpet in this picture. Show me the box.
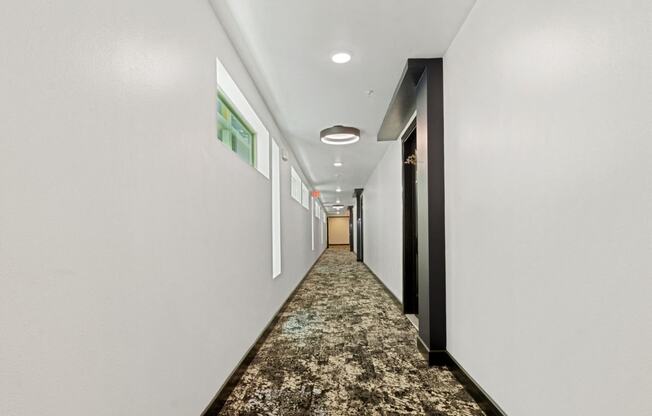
[219,247,484,415]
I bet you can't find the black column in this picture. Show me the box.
[354,189,364,262]
[415,59,446,358]
[348,206,354,251]
[376,58,446,365]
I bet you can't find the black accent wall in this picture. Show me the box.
[415,59,446,351]
[348,206,354,251]
[379,58,446,356]
[354,188,364,262]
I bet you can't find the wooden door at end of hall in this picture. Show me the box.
[328,216,350,246]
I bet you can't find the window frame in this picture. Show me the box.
[301,183,309,209]
[290,167,301,203]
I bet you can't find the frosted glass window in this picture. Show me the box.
[311,197,315,251]
[314,200,320,218]
[216,58,269,178]
[301,184,309,209]
[217,94,255,166]
[290,167,301,203]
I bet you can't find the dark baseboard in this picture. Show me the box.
[416,337,506,416]
[416,335,449,365]
[362,262,403,309]
[201,250,326,416]
[203,253,505,416]
[365,265,505,415]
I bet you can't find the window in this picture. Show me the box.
[311,196,315,251]
[217,94,256,166]
[291,167,301,202]
[216,58,269,177]
[290,165,312,210]
[301,184,309,209]
[272,139,281,278]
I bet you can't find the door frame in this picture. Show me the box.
[402,118,418,315]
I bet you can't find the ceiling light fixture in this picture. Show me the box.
[333,161,343,167]
[333,204,344,209]
[331,52,351,64]
[320,125,360,146]
[336,188,342,193]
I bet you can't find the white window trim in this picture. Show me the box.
[301,183,309,209]
[311,196,315,251]
[216,58,269,178]
[271,139,281,278]
[290,167,302,203]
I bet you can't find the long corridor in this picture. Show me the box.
[219,247,484,415]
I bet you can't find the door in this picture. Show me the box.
[328,216,350,246]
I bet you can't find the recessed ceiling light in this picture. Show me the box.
[331,52,351,64]
[336,188,342,193]
[320,125,360,145]
[333,161,343,167]
[336,200,340,204]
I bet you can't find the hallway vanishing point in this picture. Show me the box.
[219,247,484,415]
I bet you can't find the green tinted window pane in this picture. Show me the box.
[217,94,255,166]
[217,98,231,145]
[231,116,252,146]
[234,139,253,164]
[219,128,232,147]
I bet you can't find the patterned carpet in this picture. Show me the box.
[219,247,484,415]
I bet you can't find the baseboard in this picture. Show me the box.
[201,250,326,416]
[416,336,507,416]
[361,262,403,309]
[416,335,449,365]
[203,252,505,416]
[367,265,505,415]
[445,352,507,416]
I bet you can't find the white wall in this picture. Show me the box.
[363,141,403,301]
[0,1,325,415]
[444,0,652,415]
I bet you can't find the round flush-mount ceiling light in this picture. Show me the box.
[320,125,360,145]
[333,161,343,167]
[331,52,351,64]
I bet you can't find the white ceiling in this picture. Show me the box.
[211,0,476,213]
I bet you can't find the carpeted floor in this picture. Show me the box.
[219,247,484,415]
